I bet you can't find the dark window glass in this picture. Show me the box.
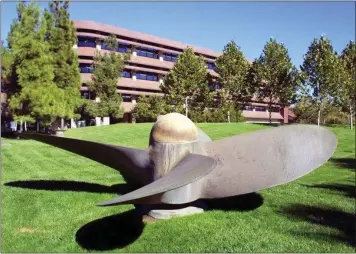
[208,83,221,90]
[137,47,158,59]
[163,52,178,62]
[121,70,131,78]
[136,72,158,81]
[121,94,131,102]
[79,64,94,73]
[255,106,266,112]
[78,37,96,48]
[207,62,216,70]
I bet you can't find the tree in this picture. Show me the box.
[160,47,211,111]
[85,34,127,120]
[132,96,171,122]
[7,2,64,128]
[215,40,252,109]
[247,38,300,124]
[340,41,356,129]
[44,0,83,128]
[301,35,344,126]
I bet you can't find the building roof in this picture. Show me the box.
[74,20,222,58]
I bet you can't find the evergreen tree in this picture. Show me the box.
[7,2,64,128]
[340,41,356,129]
[132,96,171,122]
[45,0,82,128]
[247,38,300,124]
[85,34,127,120]
[160,47,211,111]
[215,40,251,109]
[301,35,344,126]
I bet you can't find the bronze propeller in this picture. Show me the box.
[18,113,337,208]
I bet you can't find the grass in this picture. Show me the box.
[1,123,355,252]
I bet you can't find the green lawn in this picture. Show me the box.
[1,123,355,252]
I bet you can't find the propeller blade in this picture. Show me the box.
[202,125,338,198]
[97,153,216,206]
[18,133,152,186]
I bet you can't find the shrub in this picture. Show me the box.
[132,96,172,123]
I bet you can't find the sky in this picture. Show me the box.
[1,1,355,67]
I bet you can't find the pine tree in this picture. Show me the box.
[301,35,344,126]
[45,0,82,128]
[85,34,127,120]
[247,38,300,124]
[340,41,356,129]
[7,2,64,128]
[160,47,211,111]
[215,40,251,109]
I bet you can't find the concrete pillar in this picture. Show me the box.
[132,95,137,105]
[159,51,164,61]
[95,117,102,126]
[159,74,164,84]
[102,117,110,126]
[132,46,137,57]
[280,107,289,124]
[132,71,137,81]
[70,118,77,128]
[96,39,101,50]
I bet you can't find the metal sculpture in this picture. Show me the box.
[18,113,337,216]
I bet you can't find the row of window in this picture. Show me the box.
[243,105,280,112]
[79,65,159,81]
[77,36,216,68]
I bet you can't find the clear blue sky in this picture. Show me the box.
[1,1,355,67]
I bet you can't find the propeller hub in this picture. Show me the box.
[150,113,198,143]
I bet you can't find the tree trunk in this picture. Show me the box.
[24,122,27,132]
[269,102,272,124]
[317,109,321,127]
[350,104,353,130]
[61,118,64,130]
[20,120,23,132]
[36,120,39,132]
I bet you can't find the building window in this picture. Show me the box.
[209,83,221,90]
[79,64,94,73]
[243,105,254,111]
[207,62,216,70]
[136,72,158,81]
[117,43,131,53]
[137,47,158,59]
[77,37,96,48]
[121,70,131,78]
[255,106,266,112]
[163,52,178,62]
[121,94,131,102]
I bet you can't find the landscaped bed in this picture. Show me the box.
[1,123,355,252]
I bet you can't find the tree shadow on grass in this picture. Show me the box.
[330,158,355,171]
[75,209,144,251]
[304,183,356,199]
[281,204,356,247]
[4,180,136,195]
[203,192,264,212]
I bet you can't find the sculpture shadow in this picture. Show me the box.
[203,192,264,211]
[4,180,135,195]
[304,183,356,199]
[75,209,144,251]
[281,204,356,247]
[330,158,355,171]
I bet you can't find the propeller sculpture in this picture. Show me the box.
[18,113,337,219]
